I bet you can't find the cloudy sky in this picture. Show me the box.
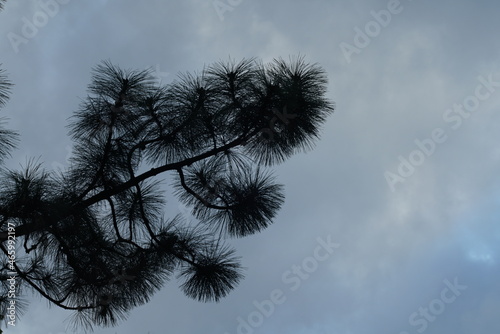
[1,0,500,333]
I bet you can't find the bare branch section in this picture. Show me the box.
[0,57,334,330]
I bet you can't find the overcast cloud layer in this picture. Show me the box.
[1,0,500,333]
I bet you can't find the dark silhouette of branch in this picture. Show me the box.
[0,56,334,331]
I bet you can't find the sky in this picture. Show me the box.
[1,0,500,333]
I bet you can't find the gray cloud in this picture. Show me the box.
[1,0,499,333]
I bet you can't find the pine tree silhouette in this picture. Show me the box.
[0,57,334,331]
